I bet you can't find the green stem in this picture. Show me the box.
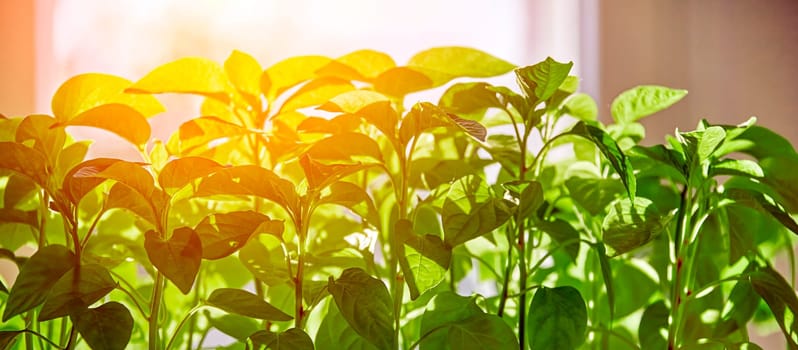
[38,190,49,247]
[165,305,206,350]
[149,272,165,350]
[668,185,692,350]
[587,326,640,350]
[64,325,78,350]
[22,329,65,350]
[496,238,514,317]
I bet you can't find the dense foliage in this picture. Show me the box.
[1,47,797,350]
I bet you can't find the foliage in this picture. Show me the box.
[1,46,798,350]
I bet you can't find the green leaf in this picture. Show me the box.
[638,301,669,350]
[328,268,393,349]
[207,288,292,321]
[127,57,232,102]
[610,85,687,123]
[196,211,283,260]
[239,235,291,286]
[250,328,314,350]
[536,219,580,262]
[208,313,260,341]
[715,279,760,337]
[696,126,726,161]
[316,302,377,350]
[396,218,449,300]
[564,93,598,121]
[602,197,666,255]
[144,227,202,294]
[599,260,658,319]
[73,301,134,350]
[408,47,515,83]
[526,286,588,350]
[39,263,116,321]
[438,82,503,115]
[443,175,513,246]
[400,102,487,144]
[319,181,380,228]
[515,57,574,103]
[194,165,300,214]
[710,159,763,178]
[2,245,75,321]
[750,265,798,349]
[565,177,624,215]
[502,180,543,221]
[447,315,519,350]
[568,122,636,200]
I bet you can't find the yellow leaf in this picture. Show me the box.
[127,57,232,102]
[306,132,383,162]
[58,104,151,146]
[336,49,396,80]
[52,73,164,120]
[260,55,332,101]
[279,78,354,113]
[158,157,223,195]
[224,50,263,104]
[318,90,390,114]
[297,114,361,135]
[374,67,434,97]
[408,47,515,82]
[0,142,49,189]
[171,116,255,155]
[15,115,66,163]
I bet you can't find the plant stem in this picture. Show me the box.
[149,272,165,350]
[23,329,64,350]
[38,190,49,247]
[165,305,205,350]
[65,325,78,350]
[517,127,530,350]
[668,185,692,349]
[497,236,514,316]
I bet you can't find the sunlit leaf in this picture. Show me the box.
[280,78,355,113]
[400,102,487,144]
[419,292,518,350]
[261,55,332,101]
[564,93,598,121]
[527,286,587,350]
[639,301,669,350]
[328,267,393,349]
[239,235,291,286]
[306,132,383,162]
[443,175,512,246]
[56,103,151,145]
[250,328,314,350]
[502,180,543,220]
[438,82,502,115]
[207,288,292,321]
[319,181,379,228]
[52,73,164,120]
[536,219,580,262]
[316,302,377,350]
[15,114,66,163]
[54,140,91,184]
[602,197,665,255]
[710,159,763,178]
[0,142,49,190]
[332,49,396,80]
[144,227,202,294]
[225,50,263,102]
[105,182,158,226]
[158,156,224,195]
[318,90,390,114]
[715,278,759,337]
[169,116,256,156]
[296,114,361,135]
[750,266,798,349]
[611,85,687,124]
[299,155,373,191]
[2,245,75,321]
[408,47,515,84]
[565,177,624,215]
[195,211,284,260]
[515,57,573,103]
[569,122,636,199]
[127,57,232,102]
[39,263,116,321]
[73,301,134,350]
[194,165,300,213]
[374,67,434,97]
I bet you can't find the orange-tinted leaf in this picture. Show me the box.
[0,117,23,141]
[54,140,91,184]
[52,73,164,120]
[336,50,396,80]
[105,183,158,226]
[354,101,399,141]
[15,115,66,162]
[318,90,390,114]
[195,211,284,260]
[374,67,433,97]
[127,58,232,103]
[407,47,515,83]
[3,174,38,208]
[169,116,255,155]
[95,160,155,199]
[261,55,332,101]
[296,114,361,135]
[0,208,38,228]
[144,227,202,294]
[280,78,355,113]
[306,132,383,162]
[0,142,49,189]
[200,97,238,124]
[58,104,151,146]
[63,158,154,205]
[194,165,299,213]
[158,157,223,195]
[299,155,372,190]
[224,50,263,102]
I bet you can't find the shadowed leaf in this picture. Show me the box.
[73,301,133,350]
[2,245,75,321]
[250,328,314,350]
[195,211,283,260]
[39,264,116,321]
[144,227,202,294]
[207,288,292,321]
[158,156,224,195]
[0,142,49,189]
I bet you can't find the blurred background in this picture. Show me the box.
[2,0,798,346]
